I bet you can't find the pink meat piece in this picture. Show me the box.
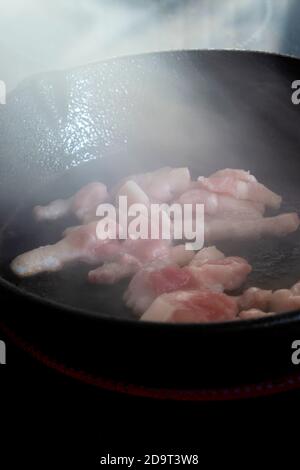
[177,188,264,218]
[124,249,251,315]
[188,256,251,292]
[238,281,300,318]
[113,167,191,202]
[34,182,108,223]
[141,290,239,323]
[189,246,225,267]
[238,287,273,312]
[238,309,274,320]
[11,221,122,277]
[291,282,300,296]
[88,240,195,285]
[204,213,300,242]
[124,259,175,314]
[269,289,300,313]
[88,253,142,285]
[209,168,257,182]
[197,170,282,209]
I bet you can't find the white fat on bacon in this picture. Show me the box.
[88,253,142,285]
[269,289,300,313]
[116,180,150,207]
[237,282,300,319]
[204,213,300,242]
[88,240,194,285]
[177,188,265,219]
[34,182,108,223]
[141,290,239,323]
[10,221,122,277]
[238,287,273,312]
[124,247,251,315]
[189,246,225,266]
[113,167,191,202]
[238,309,275,320]
[197,168,282,209]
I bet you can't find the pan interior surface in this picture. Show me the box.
[1,50,300,322]
[1,157,300,322]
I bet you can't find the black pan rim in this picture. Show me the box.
[2,48,300,332]
[1,266,300,332]
[10,48,300,97]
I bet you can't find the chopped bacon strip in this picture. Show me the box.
[177,188,264,218]
[197,169,282,209]
[238,309,274,320]
[238,281,300,319]
[204,213,299,242]
[141,290,239,323]
[238,287,273,312]
[113,167,191,203]
[124,248,251,315]
[88,241,194,285]
[34,182,108,223]
[10,221,121,277]
[88,254,142,285]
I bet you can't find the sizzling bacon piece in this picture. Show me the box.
[209,169,257,182]
[189,246,225,266]
[88,241,194,285]
[238,287,273,312]
[197,169,282,209]
[177,188,264,218]
[238,281,300,319]
[113,167,191,202]
[269,289,300,313]
[204,213,300,242]
[10,221,121,277]
[238,309,274,320]
[34,182,108,223]
[124,248,251,315]
[88,254,142,285]
[116,180,150,207]
[141,290,239,323]
[188,257,251,292]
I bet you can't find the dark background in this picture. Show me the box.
[1,0,300,463]
[1,332,299,465]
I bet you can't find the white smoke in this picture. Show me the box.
[0,0,293,91]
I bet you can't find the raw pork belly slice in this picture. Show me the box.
[238,287,273,312]
[269,289,300,313]
[113,167,191,202]
[115,180,150,207]
[141,290,239,323]
[238,281,300,319]
[10,221,121,277]
[177,188,265,218]
[204,213,300,242]
[88,241,194,285]
[124,248,251,315]
[88,253,142,285]
[189,246,225,266]
[197,168,282,209]
[209,169,257,182]
[238,309,275,320]
[188,256,251,292]
[34,182,108,223]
